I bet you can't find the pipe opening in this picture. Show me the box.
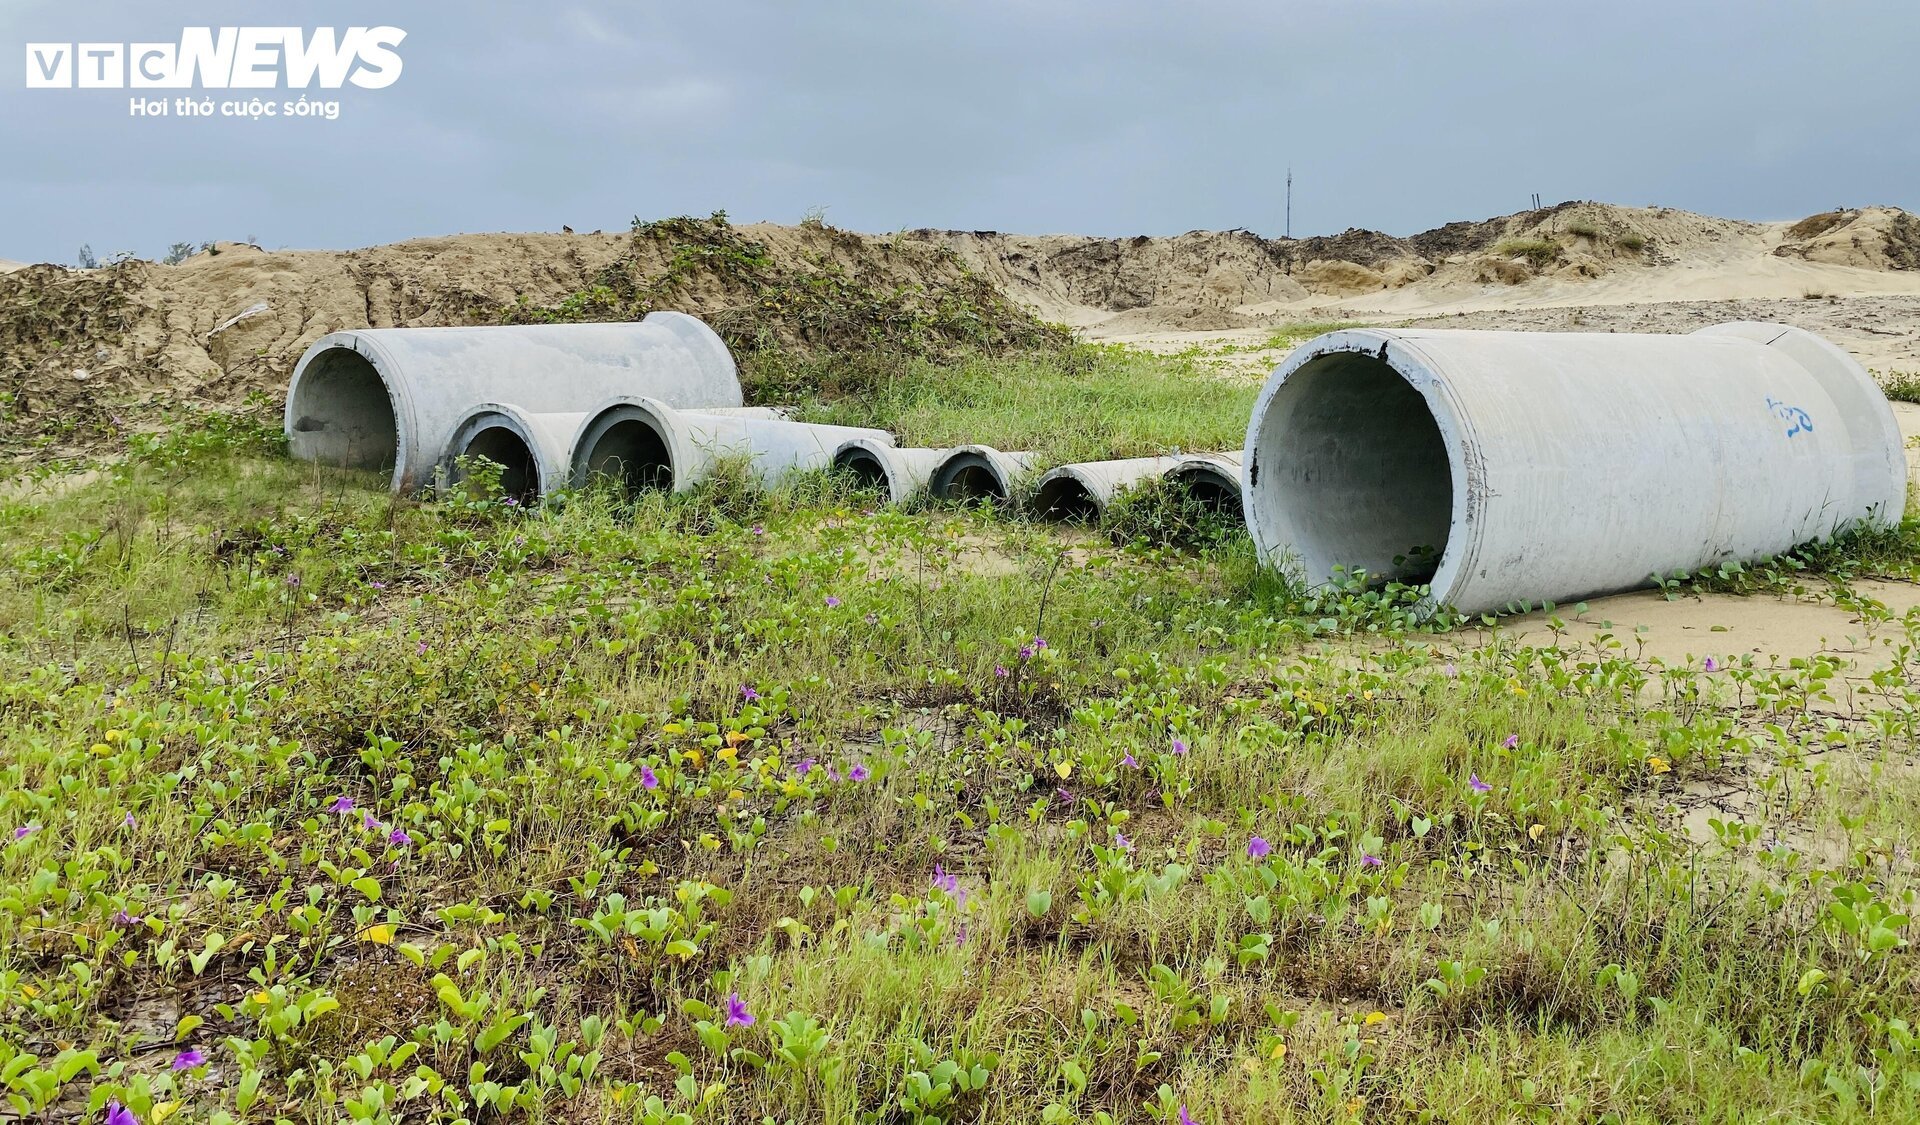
[1169,466,1244,519]
[936,454,1008,503]
[456,425,539,502]
[1251,351,1452,584]
[286,348,397,471]
[1033,476,1099,522]
[832,447,891,494]
[578,416,674,494]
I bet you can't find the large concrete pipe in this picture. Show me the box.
[832,439,949,505]
[1031,457,1186,521]
[569,397,893,494]
[929,446,1036,505]
[1243,322,1906,615]
[1166,452,1244,517]
[284,312,743,493]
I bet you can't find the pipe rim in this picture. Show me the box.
[569,396,696,494]
[930,445,1018,505]
[441,402,552,500]
[284,332,414,492]
[831,437,905,504]
[1244,329,1476,609]
[1030,465,1104,521]
[1162,457,1245,516]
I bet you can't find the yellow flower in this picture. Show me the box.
[724,730,750,748]
[684,748,704,768]
[727,789,745,801]
[1363,1010,1388,1026]
[19,984,39,999]
[252,990,273,1006]
[1269,1041,1288,1060]
[1648,756,1671,775]
[357,923,395,945]
[152,1102,182,1125]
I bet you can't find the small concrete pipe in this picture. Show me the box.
[569,397,893,494]
[929,446,1036,505]
[438,404,585,501]
[284,312,743,493]
[832,439,949,505]
[1165,452,1245,517]
[1031,457,1186,521]
[1243,322,1906,615]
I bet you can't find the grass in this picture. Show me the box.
[1879,370,1920,404]
[1492,238,1561,267]
[7,349,1920,1124]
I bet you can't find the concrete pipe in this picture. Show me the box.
[284,312,743,493]
[832,439,949,505]
[929,446,1036,505]
[1166,452,1245,517]
[569,396,893,494]
[1243,322,1906,615]
[437,404,585,501]
[1031,457,1186,521]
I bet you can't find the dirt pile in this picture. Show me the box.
[0,214,1060,461]
[1774,207,1920,271]
[907,202,1781,332]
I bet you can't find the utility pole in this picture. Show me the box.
[1286,168,1293,239]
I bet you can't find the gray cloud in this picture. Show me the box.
[2,0,1915,264]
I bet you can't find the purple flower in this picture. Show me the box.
[1502,733,1519,750]
[824,596,841,608]
[1122,750,1139,768]
[1361,853,1384,868]
[1247,836,1271,859]
[1469,773,1492,794]
[369,580,387,590]
[1443,662,1459,678]
[362,812,384,832]
[1055,787,1073,804]
[388,828,412,847]
[750,525,765,537]
[1171,737,1188,756]
[1032,637,1048,651]
[1704,656,1719,672]
[933,865,959,895]
[285,574,301,587]
[640,765,660,790]
[328,796,355,815]
[1018,644,1035,661]
[171,1048,205,1071]
[994,665,1009,679]
[741,685,760,702]
[1114,832,1133,851]
[724,991,754,1028]
[416,641,429,656]
[122,811,136,829]
[12,824,38,842]
[825,763,840,782]
[849,762,870,782]
[1179,1106,1198,1125]
[112,909,141,926]
[794,758,816,777]
[106,1099,137,1125]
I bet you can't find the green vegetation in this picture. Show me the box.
[1563,220,1601,240]
[1492,239,1561,267]
[1616,233,1648,253]
[1879,370,1920,404]
[8,350,1920,1124]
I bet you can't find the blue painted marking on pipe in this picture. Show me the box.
[1766,397,1813,437]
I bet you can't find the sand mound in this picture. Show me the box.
[1774,206,1920,271]
[0,259,26,274]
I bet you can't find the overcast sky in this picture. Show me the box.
[2,1,1916,265]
